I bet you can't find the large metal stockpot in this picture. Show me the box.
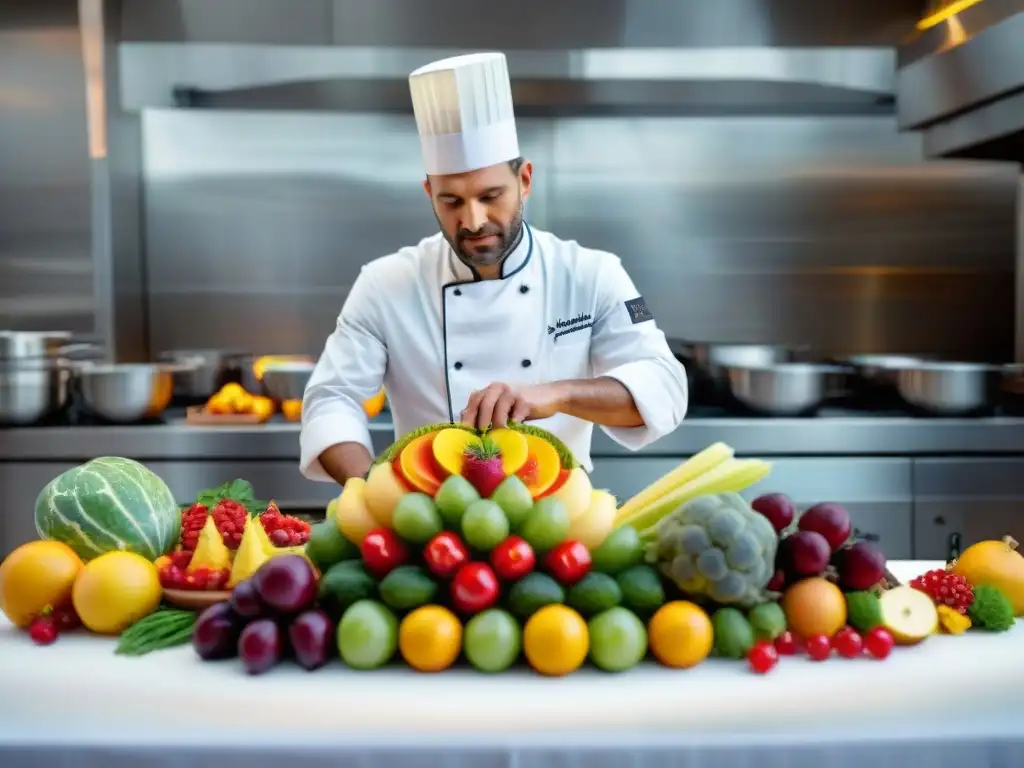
[0,360,70,426]
[720,362,847,416]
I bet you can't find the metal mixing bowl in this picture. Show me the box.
[260,361,316,401]
[74,363,178,422]
[0,361,70,425]
[157,349,241,401]
[0,330,100,361]
[893,362,1001,416]
[722,363,847,416]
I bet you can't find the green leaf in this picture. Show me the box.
[193,479,262,514]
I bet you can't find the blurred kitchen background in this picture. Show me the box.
[1,0,1023,559]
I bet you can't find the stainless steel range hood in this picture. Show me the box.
[896,0,1024,161]
[115,0,925,116]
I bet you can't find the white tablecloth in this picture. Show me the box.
[2,561,1023,767]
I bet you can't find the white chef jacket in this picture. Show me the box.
[300,224,688,480]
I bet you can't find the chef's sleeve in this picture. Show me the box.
[589,256,688,450]
[300,267,387,481]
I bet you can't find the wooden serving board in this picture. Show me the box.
[185,406,270,426]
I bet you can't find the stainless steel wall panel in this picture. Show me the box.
[549,117,1018,359]
[120,0,333,45]
[0,5,93,332]
[141,110,553,355]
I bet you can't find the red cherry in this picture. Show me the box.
[747,641,779,674]
[28,617,58,646]
[773,630,798,656]
[51,604,81,632]
[805,634,832,661]
[832,626,863,659]
[864,627,895,660]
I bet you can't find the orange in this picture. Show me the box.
[648,601,713,668]
[0,540,83,628]
[781,577,847,638]
[399,605,462,672]
[72,551,161,635]
[523,604,589,676]
[281,399,303,422]
[363,389,387,419]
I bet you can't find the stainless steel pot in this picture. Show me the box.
[670,341,808,404]
[0,360,70,425]
[156,349,241,401]
[893,362,1001,416]
[721,363,847,416]
[74,363,179,422]
[0,330,100,361]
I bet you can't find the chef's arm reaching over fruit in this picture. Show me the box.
[586,256,687,449]
[300,268,386,484]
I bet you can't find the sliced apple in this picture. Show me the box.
[487,428,529,474]
[879,586,939,645]
[432,428,478,475]
[400,432,447,496]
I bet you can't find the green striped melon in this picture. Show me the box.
[34,456,180,562]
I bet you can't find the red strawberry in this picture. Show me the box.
[462,437,506,497]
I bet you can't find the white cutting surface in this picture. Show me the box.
[1,560,1023,742]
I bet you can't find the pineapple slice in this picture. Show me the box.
[229,517,270,587]
[188,516,231,572]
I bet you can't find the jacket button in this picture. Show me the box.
[454,362,463,370]
[521,359,531,368]
[454,288,462,296]
[519,284,529,294]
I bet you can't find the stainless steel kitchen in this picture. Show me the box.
[3,0,1023,564]
[3,0,1024,764]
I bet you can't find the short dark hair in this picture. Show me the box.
[508,156,525,173]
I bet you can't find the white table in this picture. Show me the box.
[2,561,1023,767]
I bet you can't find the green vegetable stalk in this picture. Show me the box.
[116,609,197,656]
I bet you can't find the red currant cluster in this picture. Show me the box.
[746,626,895,674]
[261,503,311,548]
[910,569,973,614]
[27,604,80,646]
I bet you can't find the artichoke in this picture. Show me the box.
[645,493,778,608]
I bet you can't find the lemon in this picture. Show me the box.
[647,601,713,668]
[399,605,462,672]
[71,552,162,635]
[523,604,589,676]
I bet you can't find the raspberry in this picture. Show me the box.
[910,568,974,614]
[179,503,209,551]
[259,503,310,547]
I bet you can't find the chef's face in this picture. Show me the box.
[425,159,533,273]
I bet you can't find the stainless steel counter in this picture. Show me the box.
[3,410,1024,461]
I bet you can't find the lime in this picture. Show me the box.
[461,499,510,552]
[392,493,443,544]
[616,564,665,616]
[588,607,647,672]
[337,600,398,669]
[489,476,534,529]
[518,497,570,552]
[748,602,787,641]
[305,521,360,571]
[378,566,439,612]
[507,572,565,620]
[567,572,622,616]
[464,609,522,673]
[318,560,377,616]
[434,476,480,528]
[711,607,756,659]
[590,526,644,575]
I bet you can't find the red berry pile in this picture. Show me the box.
[26,604,80,647]
[746,625,894,673]
[261,503,311,548]
[909,568,973,614]
[179,500,311,552]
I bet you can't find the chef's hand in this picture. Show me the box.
[460,382,566,431]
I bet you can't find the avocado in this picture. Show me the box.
[318,560,377,617]
[378,565,439,612]
[507,572,566,620]
[567,572,623,616]
[616,564,666,616]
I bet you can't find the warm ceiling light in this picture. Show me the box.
[916,0,985,30]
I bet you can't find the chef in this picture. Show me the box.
[300,52,688,484]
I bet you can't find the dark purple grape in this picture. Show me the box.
[193,602,241,660]
[288,609,335,671]
[252,555,317,614]
[238,618,282,675]
[229,579,263,618]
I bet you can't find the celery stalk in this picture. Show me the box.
[615,442,734,523]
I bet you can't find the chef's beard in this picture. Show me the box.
[441,201,525,270]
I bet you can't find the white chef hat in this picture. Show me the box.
[408,52,520,176]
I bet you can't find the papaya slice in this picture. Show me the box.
[516,434,562,498]
[399,433,447,496]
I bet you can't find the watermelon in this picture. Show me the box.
[34,457,180,562]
